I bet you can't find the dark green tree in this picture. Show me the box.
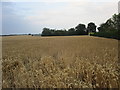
[41,28,51,36]
[97,23,109,32]
[68,28,75,35]
[87,22,96,33]
[95,13,120,39]
[98,14,120,32]
[75,24,86,35]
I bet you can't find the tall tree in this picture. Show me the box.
[98,13,120,32]
[112,14,120,31]
[75,24,86,35]
[97,23,109,32]
[87,22,96,33]
[96,13,120,39]
[41,28,51,36]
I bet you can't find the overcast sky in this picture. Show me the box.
[1,0,119,35]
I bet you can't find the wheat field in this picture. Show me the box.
[2,35,119,88]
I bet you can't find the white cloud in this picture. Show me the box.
[2,0,120,2]
[24,1,117,29]
[119,1,120,13]
[2,1,118,34]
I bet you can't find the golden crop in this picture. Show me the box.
[2,35,119,88]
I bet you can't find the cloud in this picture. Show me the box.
[2,0,119,2]
[24,1,117,29]
[2,2,40,35]
[118,1,120,13]
[2,1,118,34]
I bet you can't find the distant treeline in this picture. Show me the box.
[91,13,120,39]
[41,22,96,36]
[1,34,28,36]
[41,13,119,39]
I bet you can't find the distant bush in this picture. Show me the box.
[28,33,31,35]
[41,24,88,36]
[91,13,120,40]
[91,30,119,39]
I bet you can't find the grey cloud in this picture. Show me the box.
[1,1,118,35]
[2,2,38,35]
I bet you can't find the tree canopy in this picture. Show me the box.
[41,23,88,36]
[41,13,119,39]
[92,13,120,39]
[87,22,96,33]
[98,13,120,32]
[75,24,87,35]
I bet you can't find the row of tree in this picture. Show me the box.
[41,13,119,39]
[98,14,119,32]
[92,13,120,39]
[41,22,96,36]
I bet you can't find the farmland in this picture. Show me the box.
[2,35,119,88]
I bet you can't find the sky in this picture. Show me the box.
[1,0,119,35]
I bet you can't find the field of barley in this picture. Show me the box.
[2,35,120,88]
